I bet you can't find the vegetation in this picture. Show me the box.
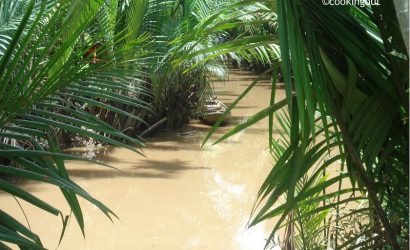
[0,1,150,248]
[0,0,408,249]
[205,1,409,249]
[0,0,277,248]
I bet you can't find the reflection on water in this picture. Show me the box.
[0,70,285,250]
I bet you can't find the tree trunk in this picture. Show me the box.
[393,0,409,53]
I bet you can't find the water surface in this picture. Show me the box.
[1,69,285,250]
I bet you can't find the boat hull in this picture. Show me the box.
[201,111,231,125]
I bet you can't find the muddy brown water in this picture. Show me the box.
[1,69,286,250]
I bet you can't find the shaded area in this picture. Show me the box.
[0,69,286,250]
[68,160,209,180]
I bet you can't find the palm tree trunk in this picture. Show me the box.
[393,0,409,52]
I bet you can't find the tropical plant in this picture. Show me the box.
[119,0,279,129]
[264,111,332,250]
[171,0,280,72]
[0,0,150,248]
[0,0,280,248]
[201,1,409,249]
[144,0,273,128]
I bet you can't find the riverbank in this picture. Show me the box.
[1,69,285,250]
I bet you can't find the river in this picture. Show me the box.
[1,69,285,250]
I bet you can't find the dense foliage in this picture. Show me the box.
[204,1,409,249]
[0,0,407,249]
[0,0,277,249]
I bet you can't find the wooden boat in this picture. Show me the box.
[200,99,231,125]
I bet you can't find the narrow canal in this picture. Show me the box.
[1,69,285,250]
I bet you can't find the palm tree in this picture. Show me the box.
[202,1,409,249]
[2,0,407,249]
[0,1,150,248]
[0,0,279,248]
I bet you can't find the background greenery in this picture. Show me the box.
[0,0,408,249]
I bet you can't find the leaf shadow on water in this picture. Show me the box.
[0,178,43,195]
[223,105,259,110]
[0,160,209,201]
[67,159,210,180]
[213,90,239,97]
[226,77,267,81]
